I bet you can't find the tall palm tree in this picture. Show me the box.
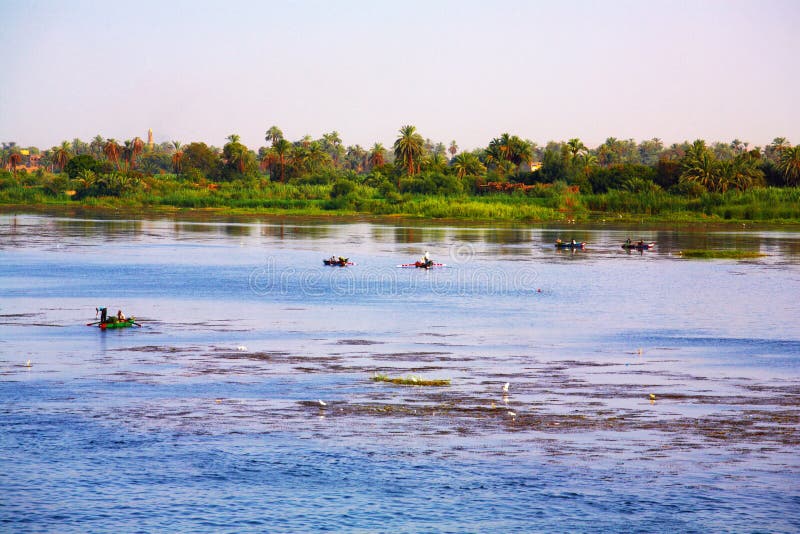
[272,138,292,182]
[575,153,598,177]
[778,145,800,186]
[368,143,386,168]
[448,140,458,160]
[265,126,283,146]
[227,134,241,144]
[103,139,121,169]
[90,135,105,158]
[681,150,718,191]
[131,137,145,168]
[53,141,72,172]
[393,125,425,177]
[566,138,587,158]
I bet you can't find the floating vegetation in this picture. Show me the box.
[680,249,765,259]
[372,373,451,387]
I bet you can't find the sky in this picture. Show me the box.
[1,0,799,151]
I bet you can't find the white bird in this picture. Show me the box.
[507,411,516,418]
[502,382,510,393]
[237,345,248,352]
[318,400,327,407]
[25,359,32,367]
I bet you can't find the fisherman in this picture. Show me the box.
[117,309,126,321]
[97,307,108,323]
[571,239,576,245]
[420,251,433,268]
[625,238,632,245]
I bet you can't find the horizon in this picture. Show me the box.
[1,0,798,151]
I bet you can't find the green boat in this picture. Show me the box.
[90,307,139,330]
[98,318,137,330]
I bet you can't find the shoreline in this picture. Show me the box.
[3,201,800,229]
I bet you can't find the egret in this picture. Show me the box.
[502,382,510,393]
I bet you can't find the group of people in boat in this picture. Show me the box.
[327,256,348,265]
[97,306,127,324]
[417,251,434,268]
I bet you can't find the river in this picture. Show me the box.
[1,212,798,532]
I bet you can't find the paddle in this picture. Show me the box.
[86,321,102,326]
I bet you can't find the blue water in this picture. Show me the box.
[1,214,799,532]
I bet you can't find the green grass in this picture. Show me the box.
[680,249,765,259]
[372,373,451,387]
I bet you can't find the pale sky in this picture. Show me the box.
[1,0,798,151]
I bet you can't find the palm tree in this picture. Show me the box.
[394,125,425,177]
[131,137,145,168]
[368,143,386,168]
[265,126,283,146]
[322,131,343,166]
[53,141,71,172]
[448,140,458,160]
[681,146,718,191]
[227,134,241,144]
[103,139,120,168]
[778,145,800,186]
[272,138,292,182]
[575,153,598,177]
[452,153,486,178]
[566,138,587,158]
[89,135,105,158]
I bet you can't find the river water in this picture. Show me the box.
[1,212,799,532]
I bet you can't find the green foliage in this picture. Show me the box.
[400,172,463,196]
[372,373,451,387]
[181,142,220,178]
[680,250,764,259]
[64,154,101,179]
[330,179,356,198]
[589,164,657,193]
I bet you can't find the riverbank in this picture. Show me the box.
[2,182,800,225]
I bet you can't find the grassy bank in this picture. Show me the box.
[2,175,800,224]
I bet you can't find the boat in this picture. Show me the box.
[621,242,655,250]
[555,241,586,249]
[98,318,138,329]
[399,261,446,269]
[323,257,352,266]
[88,306,139,329]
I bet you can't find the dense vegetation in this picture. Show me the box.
[2,128,799,222]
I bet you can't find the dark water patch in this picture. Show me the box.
[335,339,385,346]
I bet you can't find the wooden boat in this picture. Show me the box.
[621,242,655,250]
[555,241,586,249]
[399,261,445,269]
[323,257,352,266]
[98,318,138,330]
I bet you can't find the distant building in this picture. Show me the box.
[147,128,154,150]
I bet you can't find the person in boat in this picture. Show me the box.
[638,239,644,247]
[625,238,632,246]
[117,310,126,321]
[556,238,562,245]
[420,251,433,267]
[338,256,347,264]
[571,239,576,246]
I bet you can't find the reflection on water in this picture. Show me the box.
[1,211,799,531]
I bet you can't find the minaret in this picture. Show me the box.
[147,128,154,150]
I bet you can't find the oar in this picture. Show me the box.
[86,321,102,326]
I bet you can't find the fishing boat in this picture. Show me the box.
[399,261,445,269]
[98,318,138,330]
[621,242,656,250]
[323,257,353,266]
[88,307,139,329]
[555,241,586,249]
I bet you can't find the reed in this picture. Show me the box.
[372,373,451,387]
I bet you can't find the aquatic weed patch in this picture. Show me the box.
[680,249,765,259]
[372,373,451,387]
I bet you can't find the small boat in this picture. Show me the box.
[555,241,586,249]
[621,242,655,250]
[98,318,138,330]
[399,261,446,269]
[323,257,352,266]
[88,306,139,329]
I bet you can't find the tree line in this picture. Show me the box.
[2,127,799,199]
